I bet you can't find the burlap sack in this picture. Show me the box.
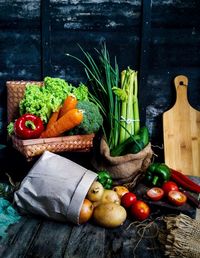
[92,137,153,186]
[158,213,200,258]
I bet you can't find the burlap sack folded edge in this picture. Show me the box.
[92,137,154,185]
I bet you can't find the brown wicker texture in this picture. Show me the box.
[11,134,94,160]
[7,81,95,160]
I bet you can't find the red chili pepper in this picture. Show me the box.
[170,169,200,193]
[14,114,44,139]
[171,169,200,189]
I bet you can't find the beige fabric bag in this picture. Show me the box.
[92,137,153,186]
[159,213,200,258]
[14,151,97,224]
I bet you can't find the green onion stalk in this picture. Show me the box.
[66,44,140,151]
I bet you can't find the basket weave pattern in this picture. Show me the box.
[7,81,94,159]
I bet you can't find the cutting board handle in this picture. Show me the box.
[174,75,188,89]
[174,75,189,104]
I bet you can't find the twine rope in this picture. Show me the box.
[159,213,200,258]
[120,116,140,124]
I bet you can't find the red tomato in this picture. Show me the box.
[131,200,150,221]
[121,192,137,208]
[168,190,187,206]
[147,187,164,201]
[162,181,179,195]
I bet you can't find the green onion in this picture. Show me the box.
[66,44,140,152]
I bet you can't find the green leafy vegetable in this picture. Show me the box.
[72,83,89,101]
[43,77,72,101]
[19,77,88,124]
[67,44,120,150]
[113,68,140,143]
[67,44,140,152]
[7,122,14,136]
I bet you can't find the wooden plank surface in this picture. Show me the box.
[1,177,198,258]
[163,75,200,176]
[0,217,165,258]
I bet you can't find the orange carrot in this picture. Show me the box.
[40,108,83,138]
[46,108,60,131]
[59,95,78,118]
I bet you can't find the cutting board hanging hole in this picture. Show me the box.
[174,75,188,89]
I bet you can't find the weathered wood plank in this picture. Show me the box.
[0,0,40,20]
[138,0,152,125]
[49,28,140,85]
[0,32,41,67]
[50,0,141,31]
[63,222,105,258]
[0,176,198,257]
[0,217,166,258]
[103,215,165,258]
[152,0,200,28]
[0,217,42,257]
[25,220,73,258]
[41,0,51,78]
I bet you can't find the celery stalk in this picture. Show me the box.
[125,69,135,140]
[119,70,127,144]
[133,72,140,134]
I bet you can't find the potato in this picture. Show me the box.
[101,189,121,205]
[86,181,104,202]
[93,203,127,228]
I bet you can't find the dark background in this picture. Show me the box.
[0,0,200,178]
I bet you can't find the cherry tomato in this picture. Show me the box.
[146,187,164,201]
[79,199,94,224]
[162,181,179,196]
[131,200,150,221]
[168,190,187,206]
[121,192,137,208]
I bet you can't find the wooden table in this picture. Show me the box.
[0,147,199,258]
[0,212,166,258]
[0,185,199,258]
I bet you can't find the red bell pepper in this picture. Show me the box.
[14,114,44,139]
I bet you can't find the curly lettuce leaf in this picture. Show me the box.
[19,77,72,123]
[19,78,89,124]
[72,83,88,101]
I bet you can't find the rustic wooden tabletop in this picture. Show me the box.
[0,181,199,258]
[0,213,166,258]
[0,147,199,258]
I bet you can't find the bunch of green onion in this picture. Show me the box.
[66,44,140,151]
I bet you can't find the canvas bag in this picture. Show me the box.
[14,151,97,224]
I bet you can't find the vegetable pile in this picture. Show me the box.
[67,44,150,156]
[79,170,151,227]
[8,77,103,140]
[143,162,200,208]
[79,162,200,228]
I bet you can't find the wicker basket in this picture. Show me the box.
[7,81,95,160]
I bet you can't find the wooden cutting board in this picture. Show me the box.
[163,75,200,176]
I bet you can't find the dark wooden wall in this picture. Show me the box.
[0,0,200,163]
